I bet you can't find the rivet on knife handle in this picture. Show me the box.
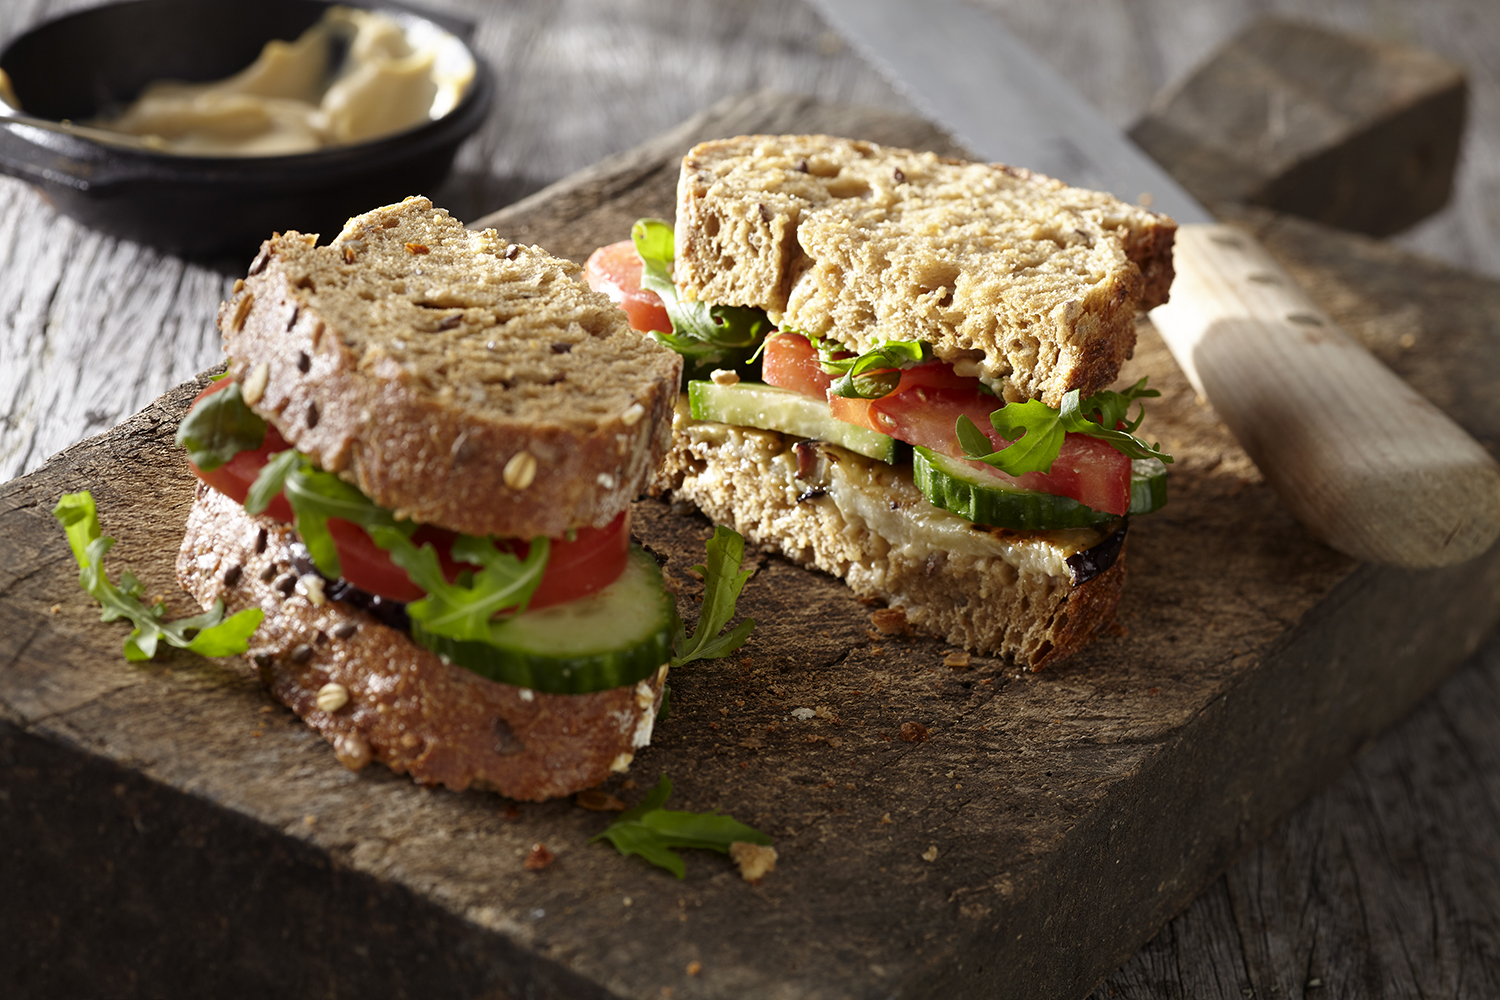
[1150,222,1500,568]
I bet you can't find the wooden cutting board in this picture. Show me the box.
[5,93,1500,1000]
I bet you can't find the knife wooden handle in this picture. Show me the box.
[1149,222,1500,568]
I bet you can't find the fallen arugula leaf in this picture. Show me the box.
[958,378,1173,476]
[590,775,773,879]
[52,491,262,661]
[671,525,756,666]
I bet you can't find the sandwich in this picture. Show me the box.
[173,196,692,802]
[586,135,1176,670]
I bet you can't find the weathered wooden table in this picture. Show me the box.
[3,1,1499,997]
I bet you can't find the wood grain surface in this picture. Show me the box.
[2,0,1500,997]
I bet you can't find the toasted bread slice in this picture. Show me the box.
[674,135,1175,406]
[220,196,682,539]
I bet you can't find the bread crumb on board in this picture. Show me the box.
[729,841,777,883]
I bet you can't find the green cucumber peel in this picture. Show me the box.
[174,380,267,471]
[631,218,773,367]
[591,775,773,879]
[803,333,932,399]
[52,491,262,661]
[671,525,756,667]
[958,378,1173,475]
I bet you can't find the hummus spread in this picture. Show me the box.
[87,6,475,156]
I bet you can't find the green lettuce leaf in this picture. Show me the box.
[173,380,267,471]
[52,491,263,661]
[631,218,773,379]
[672,525,756,666]
[958,378,1173,475]
[590,775,773,879]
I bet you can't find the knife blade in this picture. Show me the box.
[807,0,1500,569]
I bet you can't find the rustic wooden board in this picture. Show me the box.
[5,93,1500,1000]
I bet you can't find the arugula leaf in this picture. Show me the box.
[244,449,299,516]
[374,528,549,642]
[174,380,267,471]
[959,378,1173,476]
[1078,377,1159,435]
[281,461,402,579]
[806,335,932,399]
[672,525,756,666]
[631,219,773,379]
[240,448,550,636]
[590,776,773,879]
[52,491,263,661]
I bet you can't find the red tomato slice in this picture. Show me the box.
[762,333,835,396]
[188,379,296,523]
[833,382,1132,515]
[183,384,629,607]
[585,240,671,334]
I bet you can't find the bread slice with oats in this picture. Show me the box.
[223,195,682,539]
[673,134,1174,406]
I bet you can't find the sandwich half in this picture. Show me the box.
[175,196,685,800]
[587,135,1176,669]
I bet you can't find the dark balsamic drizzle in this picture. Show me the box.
[325,580,411,631]
[289,539,411,630]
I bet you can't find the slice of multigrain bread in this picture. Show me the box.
[663,403,1127,670]
[221,196,683,539]
[673,135,1175,406]
[178,487,667,801]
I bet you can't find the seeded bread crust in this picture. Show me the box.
[177,485,667,801]
[674,135,1176,406]
[660,403,1125,669]
[220,196,683,539]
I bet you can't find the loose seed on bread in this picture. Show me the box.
[504,450,538,490]
[242,361,270,405]
[334,732,371,770]
[316,682,349,713]
[232,292,255,332]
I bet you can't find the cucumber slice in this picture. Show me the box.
[913,447,1168,530]
[411,546,677,694]
[688,380,898,463]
